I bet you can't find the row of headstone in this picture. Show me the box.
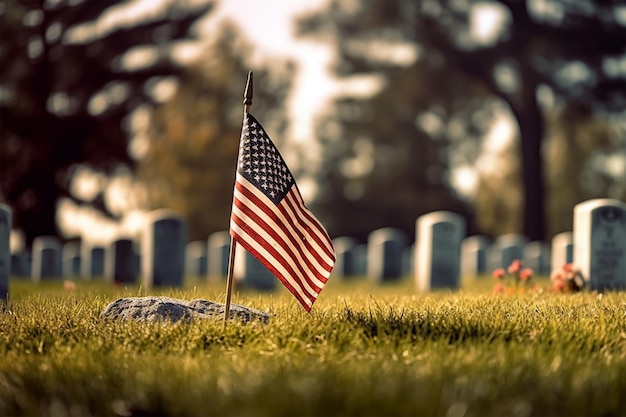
[5,210,232,289]
[331,199,625,293]
[457,199,626,291]
[6,210,187,288]
[461,234,554,278]
[2,199,625,295]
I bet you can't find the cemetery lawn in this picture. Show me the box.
[1,278,626,417]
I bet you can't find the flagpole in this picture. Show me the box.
[224,71,253,326]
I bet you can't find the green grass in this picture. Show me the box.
[1,276,625,416]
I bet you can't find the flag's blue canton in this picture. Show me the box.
[238,114,295,205]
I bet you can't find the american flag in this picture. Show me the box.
[229,113,335,311]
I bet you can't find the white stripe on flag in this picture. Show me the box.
[233,176,333,281]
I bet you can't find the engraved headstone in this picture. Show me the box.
[233,245,276,291]
[551,231,573,272]
[32,236,62,282]
[367,227,407,282]
[523,241,551,275]
[461,235,489,278]
[332,237,359,279]
[415,211,465,291]
[207,231,231,280]
[0,204,11,302]
[573,199,626,291]
[185,240,208,278]
[62,241,81,278]
[141,210,187,288]
[106,238,137,284]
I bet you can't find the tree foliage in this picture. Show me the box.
[544,103,626,236]
[0,0,213,245]
[138,26,294,241]
[298,0,626,240]
[305,64,474,242]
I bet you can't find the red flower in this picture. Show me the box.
[520,268,533,281]
[493,283,505,293]
[550,271,563,282]
[492,268,505,279]
[554,279,565,292]
[507,259,522,274]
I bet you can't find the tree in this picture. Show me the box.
[138,25,294,241]
[0,0,213,245]
[474,100,626,238]
[544,102,626,236]
[303,63,475,242]
[298,0,626,241]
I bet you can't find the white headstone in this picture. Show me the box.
[0,204,11,302]
[185,240,208,278]
[332,237,359,279]
[551,231,573,272]
[415,211,465,292]
[62,241,81,278]
[9,229,26,278]
[32,236,62,282]
[352,244,368,276]
[207,231,231,280]
[367,228,407,282]
[461,235,489,278]
[495,233,528,269]
[523,241,551,275]
[81,244,106,280]
[106,238,137,284]
[141,210,187,288]
[402,244,415,276]
[11,250,30,277]
[574,199,626,291]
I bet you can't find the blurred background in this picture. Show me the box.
[1,0,625,251]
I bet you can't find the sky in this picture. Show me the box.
[201,0,337,141]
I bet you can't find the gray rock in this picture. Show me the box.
[101,296,269,324]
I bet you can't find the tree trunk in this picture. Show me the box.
[513,94,546,242]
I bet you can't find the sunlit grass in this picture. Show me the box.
[1,276,625,416]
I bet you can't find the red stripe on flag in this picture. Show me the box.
[228,112,335,311]
[230,230,314,311]
[234,180,332,283]
[280,192,335,269]
[231,193,323,293]
[288,189,336,256]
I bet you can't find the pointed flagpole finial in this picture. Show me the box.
[243,71,253,113]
